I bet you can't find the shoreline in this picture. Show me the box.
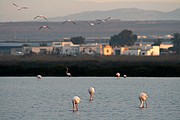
[0,55,180,77]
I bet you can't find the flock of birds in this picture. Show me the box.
[13,2,148,112]
[36,68,148,112]
[12,3,112,30]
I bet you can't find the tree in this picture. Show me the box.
[109,29,137,46]
[171,33,180,54]
[70,36,85,44]
[152,38,162,46]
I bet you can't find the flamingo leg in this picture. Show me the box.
[90,93,94,101]
[72,101,75,112]
[145,101,148,107]
[139,97,144,108]
[75,104,78,111]
[90,94,92,101]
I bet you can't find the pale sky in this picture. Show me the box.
[0,0,180,22]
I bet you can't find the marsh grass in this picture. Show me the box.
[0,55,180,77]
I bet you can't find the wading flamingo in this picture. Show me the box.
[72,96,81,111]
[124,75,127,78]
[139,92,148,108]
[116,72,120,78]
[37,75,42,79]
[66,67,71,77]
[88,87,95,101]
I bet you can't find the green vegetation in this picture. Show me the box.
[70,36,85,44]
[109,29,137,46]
[170,33,180,54]
[0,55,180,77]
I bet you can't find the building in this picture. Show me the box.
[113,46,121,55]
[31,46,53,55]
[52,41,79,56]
[160,42,173,49]
[121,44,160,56]
[102,45,113,56]
[79,43,102,55]
[140,46,159,56]
[0,43,23,55]
[121,47,141,56]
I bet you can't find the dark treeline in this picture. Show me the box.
[0,55,180,77]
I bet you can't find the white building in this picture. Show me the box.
[79,43,102,55]
[120,44,160,56]
[160,42,173,49]
[140,46,159,56]
[52,41,79,55]
[31,46,53,55]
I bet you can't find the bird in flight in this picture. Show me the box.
[63,20,76,25]
[34,15,48,20]
[12,3,28,10]
[38,25,52,30]
[87,22,95,26]
[96,17,111,24]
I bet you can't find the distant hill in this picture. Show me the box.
[49,8,180,21]
[0,20,179,40]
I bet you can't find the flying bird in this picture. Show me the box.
[88,87,95,101]
[139,92,148,108]
[12,3,28,10]
[96,17,111,24]
[72,96,81,112]
[66,67,72,77]
[34,15,47,20]
[87,22,95,26]
[38,25,52,30]
[63,20,76,25]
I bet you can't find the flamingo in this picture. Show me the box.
[34,15,47,20]
[66,67,71,77]
[96,17,111,24]
[12,3,28,10]
[72,96,81,111]
[139,92,148,108]
[124,75,127,78]
[38,25,52,30]
[37,75,42,79]
[88,87,95,101]
[87,21,95,26]
[63,20,76,25]
[116,72,120,78]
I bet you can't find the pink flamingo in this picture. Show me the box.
[116,72,120,78]
[12,3,28,10]
[34,15,47,20]
[88,87,95,101]
[72,96,81,111]
[139,92,148,108]
[37,75,42,79]
[38,25,52,30]
[63,20,76,25]
[66,67,72,77]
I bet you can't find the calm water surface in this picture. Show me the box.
[0,77,179,120]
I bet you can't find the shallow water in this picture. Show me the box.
[0,77,179,120]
